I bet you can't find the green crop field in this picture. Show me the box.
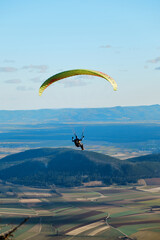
[0,183,160,240]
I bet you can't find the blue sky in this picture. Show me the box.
[0,0,160,109]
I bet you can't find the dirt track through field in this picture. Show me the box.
[66,220,104,235]
[88,225,110,236]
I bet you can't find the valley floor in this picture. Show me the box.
[0,183,160,240]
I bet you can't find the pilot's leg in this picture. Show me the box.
[80,143,84,150]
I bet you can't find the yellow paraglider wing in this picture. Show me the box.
[39,69,117,96]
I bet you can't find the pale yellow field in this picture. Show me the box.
[66,220,105,236]
[88,225,110,236]
[19,199,41,203]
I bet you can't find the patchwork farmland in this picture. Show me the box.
[0,182,160,239]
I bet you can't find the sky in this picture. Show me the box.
[0,0,160,110]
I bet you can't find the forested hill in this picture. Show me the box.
[0,104,160,123]
[127,153,160,162]
[0,148,160,187]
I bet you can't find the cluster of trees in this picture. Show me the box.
[0,148,160,188]
[2,162,160,188]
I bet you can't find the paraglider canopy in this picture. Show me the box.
[39,69,117,96]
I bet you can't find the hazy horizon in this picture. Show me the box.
[0,103,159,111]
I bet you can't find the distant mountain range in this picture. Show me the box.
[0,104,160,124]
[0,148,160,187]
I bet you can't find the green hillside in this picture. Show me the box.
[128,153,160,162]
[0,148,160,187]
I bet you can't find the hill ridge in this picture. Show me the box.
[0,148,160,187]
[0,105,160,123]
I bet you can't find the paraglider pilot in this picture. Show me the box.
[72,135,84,150]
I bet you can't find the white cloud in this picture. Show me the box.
[22,64,48,73]
[147,57,160,64]
[0,67,17,72]
[155,67,160,70]
[144,65,148,69]
[58,76,91,88]
[17,86,34,91]
[30,77,42,82]
[4,59,15,63]
[100,45,112,48]
[5,79,21,84]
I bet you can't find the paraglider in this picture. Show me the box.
[39,69,117,95]
[72,133,84,150]
[39,69,117,150]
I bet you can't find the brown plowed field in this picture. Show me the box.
[111,219,160,227]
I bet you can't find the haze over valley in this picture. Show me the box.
[0,105,160,160]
